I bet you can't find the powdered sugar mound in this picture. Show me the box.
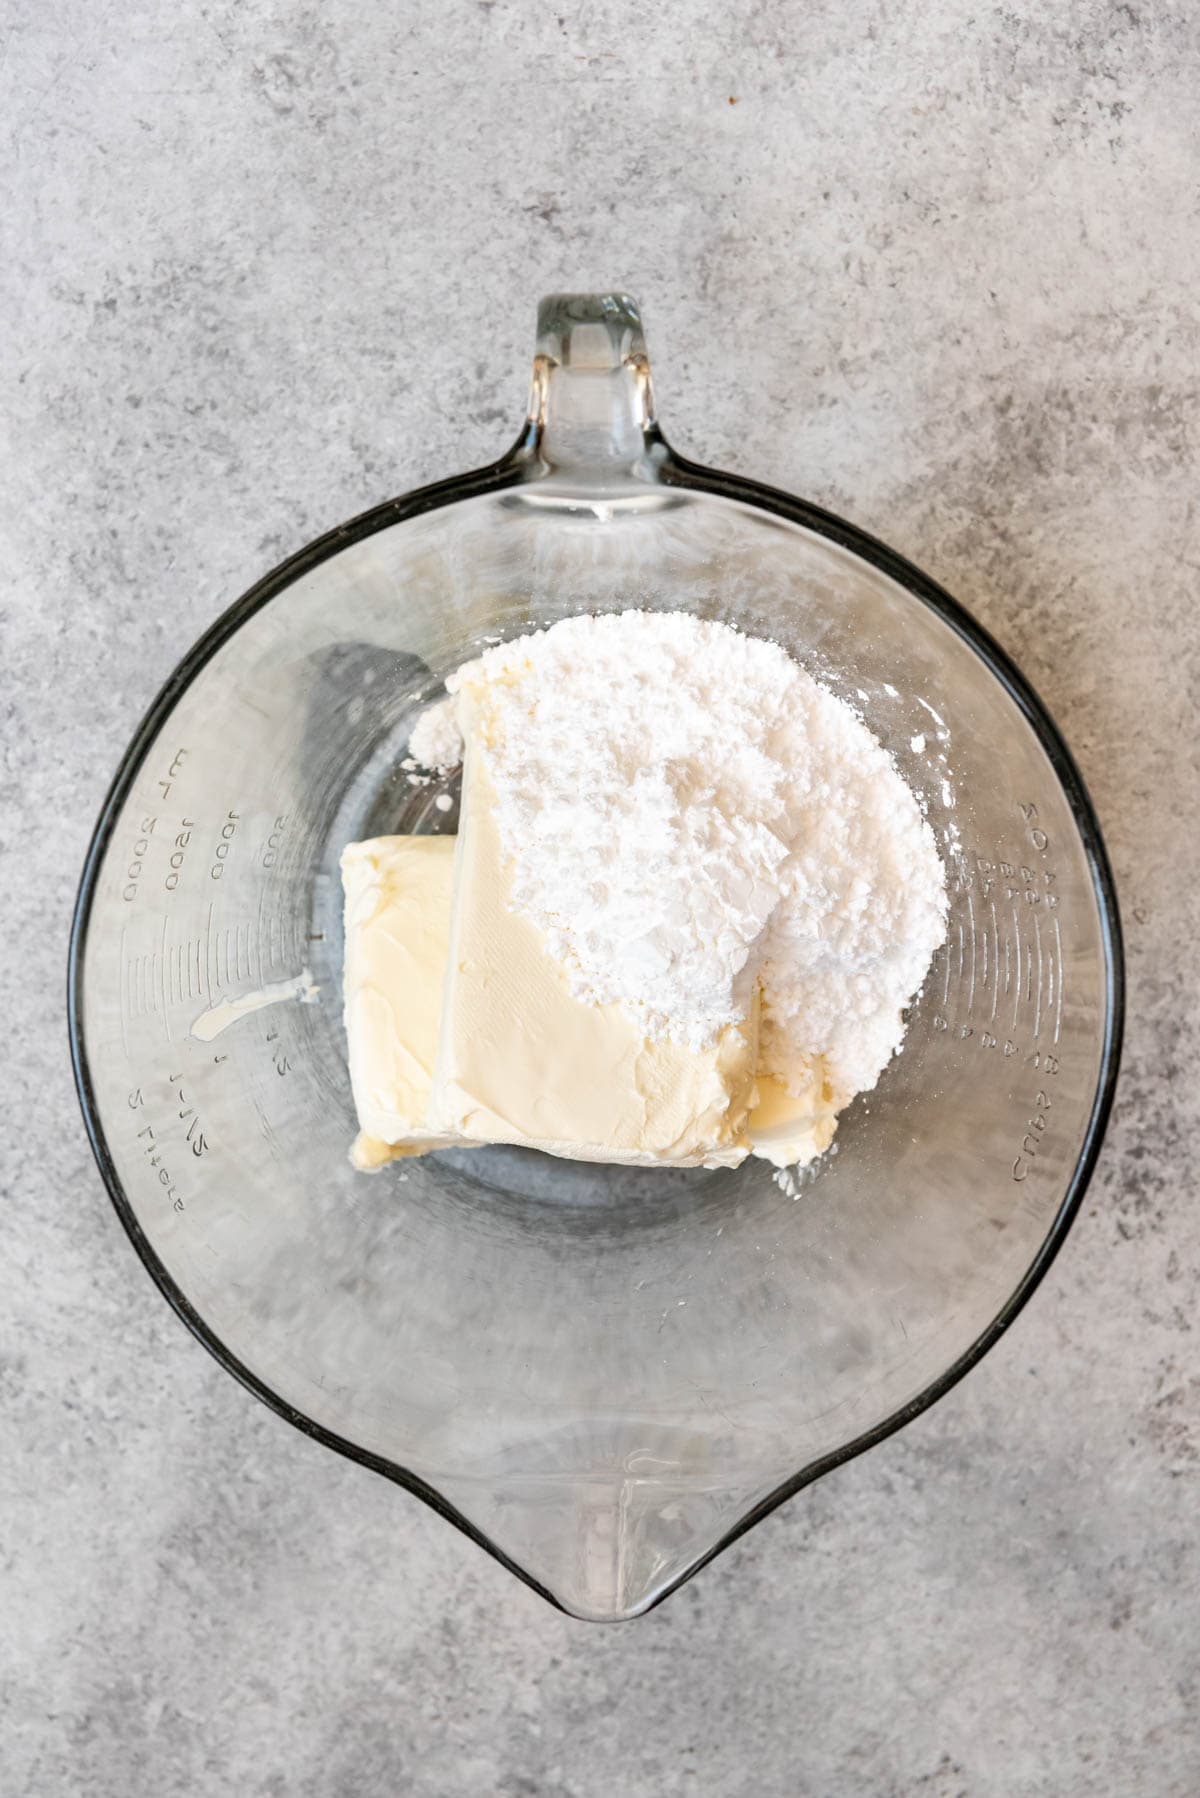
[408,697,463,772]
[448,611,948,1107]
[757,685,950,1108]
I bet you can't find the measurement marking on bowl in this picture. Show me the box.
[159,916,171,1042]
[1046,943,1055,1033]
[980,908,989,990]
[1033,912,1044,1041]
[205,903,216,1003]
[118,928,131,1057]
[1053,915,1064,1045]
[989,901,1000,1023]
[1012,911,1022,1030]
[966,892,977,1014]
[258,888,286,979]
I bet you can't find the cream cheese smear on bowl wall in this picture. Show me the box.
[342,609,949,1179]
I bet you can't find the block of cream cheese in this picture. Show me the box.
[425,739,760,1169]
[746,1068,837,1168]
[343,824,833,1170]
[341,834,461,1169]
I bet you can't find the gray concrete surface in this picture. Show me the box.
[3,1,1198,1792]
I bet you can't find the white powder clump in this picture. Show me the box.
[428,611,947,1125]
[409,697,464,772]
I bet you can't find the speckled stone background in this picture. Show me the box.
[3,1,1198,1792]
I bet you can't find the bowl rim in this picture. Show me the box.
[67,447,1125,1620]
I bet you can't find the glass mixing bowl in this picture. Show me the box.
[69,293,1123,1621]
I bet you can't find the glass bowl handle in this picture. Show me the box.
[514,291,667,482]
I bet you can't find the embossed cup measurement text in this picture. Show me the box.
[164,820,196,892]
[121,815,157,903]
[168,1071,209,1156]
[261,815,288,869]
[127,1087,184,1211]
[157,747,188,802]
[209,809,241,881]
